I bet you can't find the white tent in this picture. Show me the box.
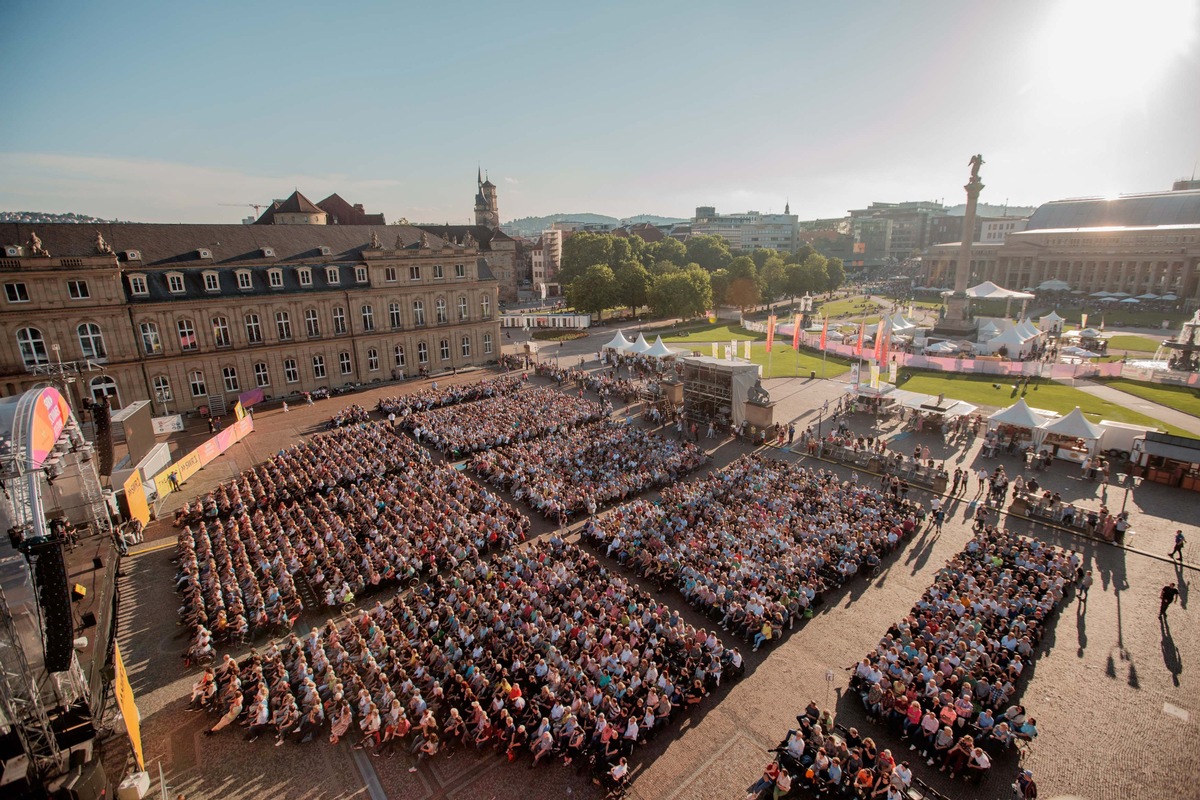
[626,332,652,355]
[603,330,632,352]
[924,341,957,354]
[1079,327,1106,338]
[988,398,1058,432]
[888,312,917,331]
[963,281,1035,300]
[1016,320,1042,340]
[1037,279,1072,291]
[1038,310,1065,330]
[645,336,677,359]
[977,320,1003,341]
[1038,407,1104,454]
[982,325,1033,355]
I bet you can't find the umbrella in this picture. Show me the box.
[1136,293,1159,300]
[1120,297,1140,304]
[1161,293,1178,300]
[1109,291,1130,297]
[1099,296,1119,303]
[1089,291,1112,297]
[1061,346,1101,359]
[1038,279,1072,291]
[1070,290,1086,295]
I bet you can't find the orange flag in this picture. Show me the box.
[765,315,777,353]
[792,313,802,349]
[854,321,865,357]
[819,318,828,350]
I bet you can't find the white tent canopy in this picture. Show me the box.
[1037,279,1072,291]
[988,398,1059,432]
[889,312,918,331]
[645,336,676,359]
[924,341,957,354]
[1016,320,1042,339]
[603,329,633,351]
[981,325,1034,355]
[1038,407,1104,453]
[1038,310,1065,327]
[962,281,1035,300]
[626,332,652,355]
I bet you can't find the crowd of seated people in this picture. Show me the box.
[469,420,709,519]
[585,455,917,653]
[376,375,523,418]
[532,363,638,402]
[197,539,736,788]
[174,423,418,528]
[848,526,1063,783]
[404,386,608,456]
[329,405,371,428]
[175,425,529,655]
[753,699,917,799]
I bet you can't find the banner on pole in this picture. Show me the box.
[792,313,802,349]
[870,363,880,389]
[888,359,898,383]
[1081,312,1088,330]
[819,318,828,350]
[850,362,861,385]
[711,342,718,358]
[854,321,865,357]
[730,339,737,360]
[724,345,732,360]
[742,340,751,360]
[765,315,776,354]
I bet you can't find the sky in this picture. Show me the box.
[2,0,1198,225]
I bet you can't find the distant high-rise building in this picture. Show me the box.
[848,200,947,261]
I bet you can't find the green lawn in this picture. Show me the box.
[1103,379,1200,420]
[1055,308,1188,330]
[748,341,851,378]
[659,322,765,343]
[817,297,886,320]
[896,371,1188,435]
[1104,334,1161,353]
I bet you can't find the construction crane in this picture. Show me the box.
[219,202,272,216]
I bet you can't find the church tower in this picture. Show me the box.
[474,168,500,229]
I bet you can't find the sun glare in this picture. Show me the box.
[1035,0,1197,101]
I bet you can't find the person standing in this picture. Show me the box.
[1159,582,1179,619]
[1078,570,1093,602]
[1170,530,1186,560]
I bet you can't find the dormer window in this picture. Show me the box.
[319,246,332,256]
[325,266,340,283]
[268,268,283,288]
[261,247,275,258]
[166,272,185,294]
[455,263,466,278]
[355,266,368,283]
[236,270,253,290]
[128,274,149,296]
[298,268,313,287]
[124,249,141,261]
[202,271,220,293]
[196,248,213,260]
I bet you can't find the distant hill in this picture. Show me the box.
[502,212,686,237]
[0,210,118,225]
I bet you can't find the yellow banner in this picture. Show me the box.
[234,401,246,421]
[742,340,751,360]
[113,643,144,770]
[711,342,718,358]
[870,363,880,390]
[153,414,254,498]
[123,471,150,526]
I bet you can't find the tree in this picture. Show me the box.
[567,264,618,321]
[784,244,816,265]
[761,255,788,302]
[686,235,733,272]
[615,261,652,312]
[559,232,613,285]
[648,237,686,266]
[750,248,779,270]
[824,257,845,291]
[709,269,730,307]
[725,256,762,311]
[649,266,711,320]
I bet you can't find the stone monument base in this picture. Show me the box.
[743,401,776,430]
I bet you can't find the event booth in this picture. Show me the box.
[602,329,632,353]
[985,399,1058,456]
[1037,407,1104,463]
[1132,431,1200,491]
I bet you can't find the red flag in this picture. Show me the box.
[765,315,776,354]
[819,318,828,350]
[880,321,890,367]
[792,313,802,349]
[854,321,865,357]
[873,319,885,362]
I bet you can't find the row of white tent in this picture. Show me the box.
[602,330,679,359]
[987,399,1126,454]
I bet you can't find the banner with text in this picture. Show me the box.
[113,643,144,770]
[152,414,254,498]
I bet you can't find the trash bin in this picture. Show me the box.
[810,370,816,379]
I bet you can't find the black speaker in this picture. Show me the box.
[64,755,107,800]
[92,556,104,571]
[31,541,73,673]
[79,612,97,629]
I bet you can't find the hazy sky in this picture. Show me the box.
[2,0,1198,225]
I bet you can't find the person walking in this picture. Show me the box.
[1170,530,1186,560]
[1159,582,1179,619]
[1078,570,1093,602]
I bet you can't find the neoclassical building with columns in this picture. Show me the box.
[922,188,1200,303]
[0,203,501,414]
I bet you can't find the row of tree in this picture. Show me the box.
[560,231,844,320]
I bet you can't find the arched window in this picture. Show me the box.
[338,351,353,375]
[189,370,207,397]
[361,304,375,331]
[389,302,402,329]
[439,338,450,361]
[16,327,49,367]
[90,375,120,407]
[211,316,230,348]
[140,321,162,354]
[367,348,379,371]
[394,344,406,368]
[457,296,468,320]
[77,323,106,359]
[481,295,491,318]
[177,319,197,351]
[417,342,428,364]
[412,300,425,326]
[152,375,172,402]
[435,298,448,324]
[275,311,292,340]
[460,335,471,357]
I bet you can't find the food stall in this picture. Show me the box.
[1131,431,1200,490]
[986,399,1058,454]
[1036,407,1104,463]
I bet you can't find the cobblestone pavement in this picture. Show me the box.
[117,365,1197,800]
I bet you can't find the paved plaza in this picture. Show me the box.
[113,335,1197,800]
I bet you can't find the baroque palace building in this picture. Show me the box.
[922,188,1200,303]
[0,192,501,414]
